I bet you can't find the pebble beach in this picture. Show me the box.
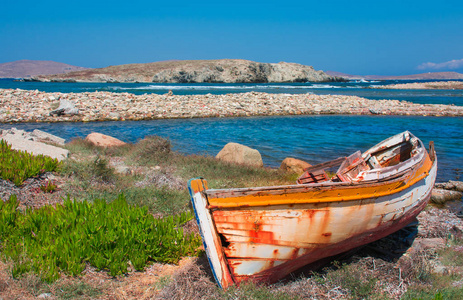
[1,88,463,123]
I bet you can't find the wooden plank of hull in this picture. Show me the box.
[250,188,432,284]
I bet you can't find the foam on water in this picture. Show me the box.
[309,84,342,89]
[109,84,346,91]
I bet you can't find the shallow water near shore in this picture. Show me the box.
[1,79,463,105]
[2,115,462,182]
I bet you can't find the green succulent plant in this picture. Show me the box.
[0,194,201,282]
[0,140,60,186]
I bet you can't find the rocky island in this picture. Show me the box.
[28,59,342,83]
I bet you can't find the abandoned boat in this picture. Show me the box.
[188,131,437,288]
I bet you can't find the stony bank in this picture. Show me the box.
[1,89,463,123]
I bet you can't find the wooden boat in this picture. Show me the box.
[188,131,437,288]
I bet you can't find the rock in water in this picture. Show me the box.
[216,142,263,167]
[85,132,127,148]
[435,181,463,192]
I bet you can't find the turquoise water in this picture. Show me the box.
[2,115,462,182]
[1,79,463,105]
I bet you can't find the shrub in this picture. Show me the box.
[174,154,295,189]
[438,235,463,267]
[0,140,59,186]
[122,186,190,215]
[60,155,115,184]
[0,194,201,282]
[402,286,463,300]
[53,280,101,300]
[220,281,297,300]
[127,136,172,165]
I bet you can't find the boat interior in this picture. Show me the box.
[297,132,423,184]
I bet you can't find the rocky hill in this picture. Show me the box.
[0,60,88,78]
[325,71,463,80]
[30,59,340,83]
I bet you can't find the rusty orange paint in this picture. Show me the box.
[189,178,208,193]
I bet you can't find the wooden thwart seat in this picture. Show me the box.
[297,157,346,184]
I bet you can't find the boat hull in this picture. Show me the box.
[189,135,437,288]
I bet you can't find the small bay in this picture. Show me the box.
[2,115,462,182]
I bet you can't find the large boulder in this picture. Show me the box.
[0,128,65,146]
[430,188,463,205]
[280,157,312,175]
[32,129,66,145]
[216,142,263,167]
[85,132,127,148]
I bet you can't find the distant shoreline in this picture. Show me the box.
[376,81,463,90]
[1,88,462,123]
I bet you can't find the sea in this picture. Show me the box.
[1,78,462,182]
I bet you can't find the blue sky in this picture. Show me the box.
[1,0,463,75]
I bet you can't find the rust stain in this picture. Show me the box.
[249,229,276,244]
[319,207,331,241]
[377,214,385,226]
[290,248,299,260]
[254,221,260,232]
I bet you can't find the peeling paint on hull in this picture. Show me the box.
[189,131,437,288]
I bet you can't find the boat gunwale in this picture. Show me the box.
[206,167,412,195]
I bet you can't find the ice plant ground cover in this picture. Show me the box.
[0,140,59,186]
[0,194,201,282]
